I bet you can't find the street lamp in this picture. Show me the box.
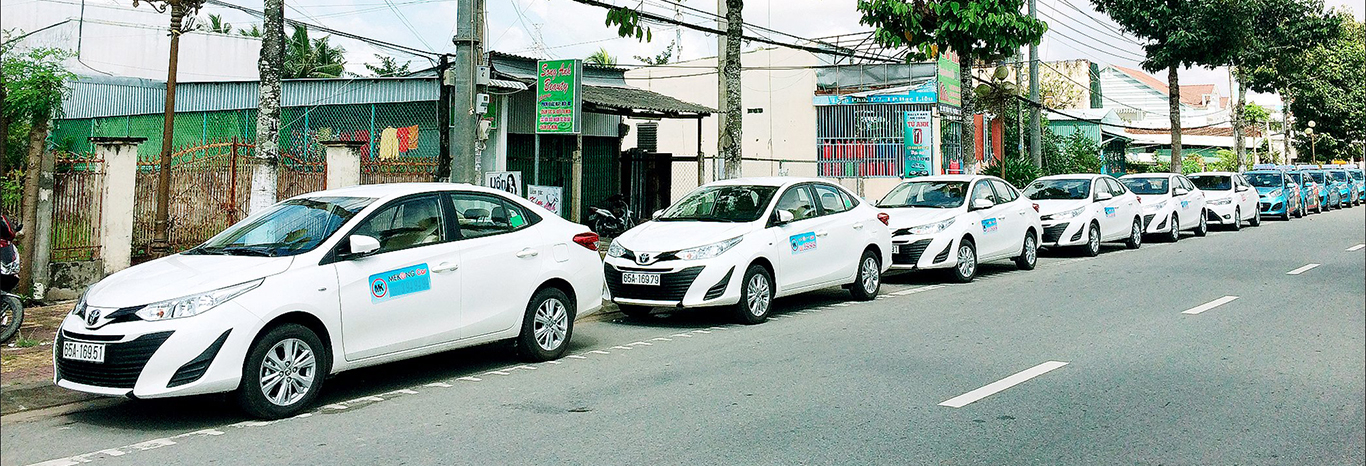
[1305,120,1317,165]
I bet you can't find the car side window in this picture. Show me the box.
[350,196,445,254]
[449,193,536,239]
[1106,178,1126,196]
[811,184,851,215]
[990,179,1018,203]
[971,181,999,205]
[775,185,818,221]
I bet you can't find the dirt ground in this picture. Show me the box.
[1,300,97,415]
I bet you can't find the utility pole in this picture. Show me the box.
[436,54,452,181]
[717,0,743,179]
[1015,49,1024,161]
[450,0,485,184]
[1028,0,1041,169]
[250,0,283,215]
[139,0,205,254]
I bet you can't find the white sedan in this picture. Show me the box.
[604,177,892,324]
[879,175,1042,282]
[1022,174,1143,255]
[1189,172,1263,230]
[1119,173,1209,241]
[56,183,604,419]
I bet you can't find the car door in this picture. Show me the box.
[449,192,549,340]
[809,183,863,284]
[1109,178,1140,236]
[1175,176,1202,229]
[1098,178,1129,239]
[333,194,463,361]
[1235,175,1258,216]
[771,184,834,290]
[988,179,1030,251]
[967,180,1010,259]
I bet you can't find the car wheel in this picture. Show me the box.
[1125,218,1142,249]
[237,324,329,420]
[1194,211,1208,237]
[1167,214,1181,242]
[732,265,773,325]
[0,295,23,344]
[1232,208,1242,231]
[1250,208,1262,226]
[516,287,574,362]
[1083,222,1101,257]
[1014,232,1038,270]
[849,250,881,301]
[950,239,978,283]
[1316,201,1323,214]
[617,304,653,319]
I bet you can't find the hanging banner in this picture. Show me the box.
[903,111,934,177]
[528,185,563,216]
[536,59,583,134]
[484,171,523,196]
[937,52,962,108]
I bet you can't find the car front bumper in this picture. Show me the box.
[1259,197,1289,215]
[888,234,958,270]
[1039,219,1089,247]
[1205,202,1239,225]
[602,258,741,308]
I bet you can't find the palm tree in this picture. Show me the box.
[365,54,413,77]
[586,47,617,66]
[238,24,262,37]
[283,25,347,79]
[200,13,233,34]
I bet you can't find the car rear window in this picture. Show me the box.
[1189,175,1232,191]
[1121,177,1169,195]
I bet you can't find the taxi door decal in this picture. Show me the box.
[369,263,431,303]
[789,232,817,254]
[981,217,999,234]
[1104,207,1116,218]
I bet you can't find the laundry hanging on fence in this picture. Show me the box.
[377,126,419,160]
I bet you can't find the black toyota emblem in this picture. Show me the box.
[86,308,101,327]
[636,253,652,265]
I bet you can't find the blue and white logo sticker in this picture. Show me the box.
[1104,207,1116,218]
[1180,200,1190,209]
[789,232,817,254]
[369,263,431,303]
[982,218,999,233]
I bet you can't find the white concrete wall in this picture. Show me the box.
[95,140,140,274]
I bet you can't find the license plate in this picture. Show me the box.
[620,272,661,286]
[62,341,106,363]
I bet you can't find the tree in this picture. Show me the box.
[249,0,284,215]
[634,40,675,66]
[238,24,262,37]
[283,25,347,79]
[1091,0,1249,173]
[199,13,233,34]
[2,43,74,295]
[365,55,413,77]
[586,47,617,66]
[855,0,1047,174]
[1287,13,1366,162]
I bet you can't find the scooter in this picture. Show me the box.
[0,221,23,344]
[588,193,635,238]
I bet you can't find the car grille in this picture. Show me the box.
[1142,214,1156,229]
[56,331,174,389]
[703,268,734,300]
[168,330,231,388]
[605,265,704,302]
[1042,223,1069,243]
[1206,209,1221,221]
[1070,225,1086,242]
[892,239,932,265]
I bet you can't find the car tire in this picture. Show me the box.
[1014,231,1038,270]
[1083,222,1101,257]
[1250,208,1262,227]
[237,323,329,420]
[1124,217,1143,249]
[1194,211,1208,237]
[0,295,23,344]
[1316,201,1323,214]
[1294,203,1304,218]
[1232,208,1242,231]
[950,239,978,283]
[732,265,773,325]
[516,287,574,362]
[1167,213,1181,242]
[849,250,881,301]
[617,304,653,319]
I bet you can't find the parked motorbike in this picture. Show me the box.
[0,218,23,344]
[588,193,635,238]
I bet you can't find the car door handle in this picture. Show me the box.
[432,262,459,273]
[516,248,540,258]
[853,223,864,230]
[815,230,829,237]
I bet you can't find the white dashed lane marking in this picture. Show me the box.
[1286,263,1321,275]
[938,361,1069,408]
[1181,296,1239,315]
[1348,244,1364,252]
[893,285,944,296]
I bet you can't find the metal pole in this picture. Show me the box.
[152,4,186,254]
[533,134,540,185]
[436,54,451,182]
[450,0,482,183]
[1028,0,1041,168]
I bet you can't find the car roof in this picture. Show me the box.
[1035,173,1105,181]
[706,176,832,188]
[902,174,983,182]
[1120,173,1175,179]
[291,182,503,201]
[1189,171,1238,176]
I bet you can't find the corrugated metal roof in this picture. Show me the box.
[582,85,714,115]
[489,78,528,91]
[61,75,439,119]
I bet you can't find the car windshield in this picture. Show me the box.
[1310,172,1326,183]
[1189,175,1232,191]
[1121,177,1169,195]
[187,196,375,257]
[878,181,969,208]
[1351,171,1364,181]
[1288,172,1304,184]
[658,185,778,222]
[1330,171,1348,182]
[1023,178,1091,200]
[1244,173,1283,188]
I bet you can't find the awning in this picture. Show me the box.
[581,85,715,118]
[489,78,528,91]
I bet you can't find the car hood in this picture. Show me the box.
[1204,190,1234,201]
[616,221,755,253]
[1034,199,1089,216]
[85,254,295,308]
[1255,186,1283,196]
[881,207,960,230]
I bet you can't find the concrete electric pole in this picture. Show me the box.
[1028,0,1041,169]
[450,0,486,184]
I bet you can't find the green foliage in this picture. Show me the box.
[1208,149,1241,171]
[586,47,617,66]
[283,25,346,79]
[1090,0,1248,73]
[364,55,412,77]
[634,40,675,66]
[1242,103,1271,126]
[200,13,233,34]
[982,155,1040,188]
[855,0,1048,63]
[1239,0,1340,94]
[1287,14,1365,161]
[605,7,653,42]
[1040,131,1102,176]
[238,24,262,37]
[1153,154,1206,174]
[2,169,23,208]
[2,39,75,124]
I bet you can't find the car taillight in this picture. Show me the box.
[572,232,600,251]
[1031,202,1039,212]
[876,212,889,225]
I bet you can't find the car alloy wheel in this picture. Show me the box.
[517,288,575,361]
[1015,233,1038,270]
[1085,223,1101,257]
[850,251,881,301]
[733,265,774,324]
[1251,209,1262,226]
[747,274,771,317]
[1232,208,1242,231]
[1168,214,1181,242]
[1125,219,1142,249]
[260,338,317,407]
[953,241,977,283]
[533,297,569,352]
[237,324,329,419]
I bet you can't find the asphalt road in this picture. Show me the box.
[4,207,1363,466]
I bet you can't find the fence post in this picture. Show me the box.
[90,137,145,276]
[320,140,364,189]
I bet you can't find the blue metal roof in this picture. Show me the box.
[61,74,439,119]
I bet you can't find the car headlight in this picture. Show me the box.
[1208,198,1233,205]
[135,279,262,321]
[1266,189,1283,198]
[1050,206,1087,220]
[905,217,956,235]
[607,240,626,258]
[72,295,87,318]
[1143,200,1168,212]
[675,236,743,261]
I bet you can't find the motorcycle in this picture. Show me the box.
[0,219,23,344]
[588,193,635,239]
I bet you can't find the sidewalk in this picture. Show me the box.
[0,300,97,416]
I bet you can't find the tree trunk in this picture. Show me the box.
[1232,68,1246,169]
[17,119,47,296]
[719,0,743,179]
[250,0,285,214]
[960,53,976,174]
[1,82,8,178]
[1281,90,1293,164]
[1168,67,1182,173]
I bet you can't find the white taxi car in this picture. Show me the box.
[1119,173,1209,242]
[56,183,604,419]
[879,175,1042,283]
[604,178,892,324]
[1022,174,1143,256]
[1189,172,1263,230]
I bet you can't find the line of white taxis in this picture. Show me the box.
[52,172,1296,418]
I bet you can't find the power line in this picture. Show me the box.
[205,0,437,60]
[1037,10,1148,62]
[1038,0,1137,45]
[382,0,436,51]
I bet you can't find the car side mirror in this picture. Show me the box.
[651,209,664,219]
[346,235,381,257]
[1173,188,1190,196]
[774,209,795,224]
[1236,185,1249,192]
[1095,191,1114,201]
[970,198,995,211]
